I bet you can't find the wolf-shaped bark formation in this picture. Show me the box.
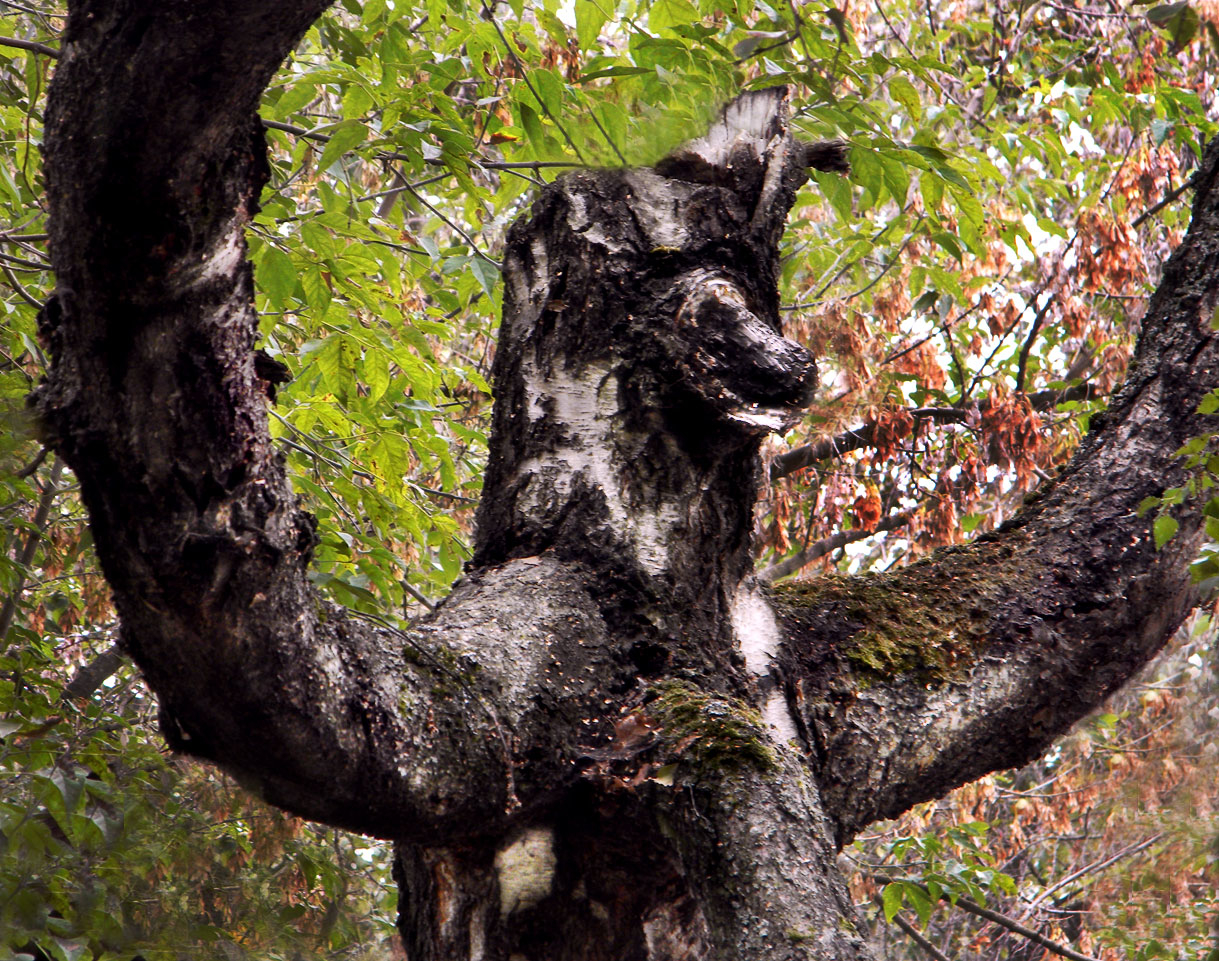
[35,3,1219,959]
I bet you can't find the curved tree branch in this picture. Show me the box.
[774,135,1219,845]
[32,0,542,839]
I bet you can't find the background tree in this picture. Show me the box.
[0,0,1216,958]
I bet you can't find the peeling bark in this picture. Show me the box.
[33,4,1219,958]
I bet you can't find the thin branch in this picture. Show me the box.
[0,34,59,57]
[0,459,63,646]
[759,506,918,583]
[401,581,435,611]
[14,446,47,479]
[1014,290,1058,393]
[769,383,1101,480]
[873,875,1103,961]
[942,891,1102,961]
[1022,833,1162,913]
[480,3,589,165]
[1,260,44,309]
[401,180,500,267]
[884,905,954,961]
[264,120,584,175]
[62,643,126,700]
[1131,171,1200,229]
[0,248,49,269]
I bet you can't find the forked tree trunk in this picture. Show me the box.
[33,4,1219,960]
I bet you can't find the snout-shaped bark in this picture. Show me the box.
[671,271,817,430]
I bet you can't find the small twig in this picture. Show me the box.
[401,180,500,267]
[759,506,918,582]
[883,904,954,961]
[1,261,44,309]
[0,34,59,57]
[1131,172,1200,229]
[0,459,63,647]
[401,581,435,611]
[0,248,49,269]
[944,892,1101,961]
[1022,833,1163,914]
[769,383,1100,480]
[481,3,589,165]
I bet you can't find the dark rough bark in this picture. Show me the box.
[32,3,1219,959]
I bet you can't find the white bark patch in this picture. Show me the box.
[515,361,686,576]
[563,183,629,253]
[468,908,487,961]
[495,826,557,917]
[187,223,245,289]
[623,171,690,250]
[668,87,786,170]
[730,583,801,744]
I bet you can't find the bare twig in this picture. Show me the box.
[760,506,918,582]
[884,905,954,961]
[1023,833,1163,913]
[768,383,1101,480]
[0,459,63,646]
[1,261,44,309]
[0,34,59,57]
[1131,172,1200,229]
[944,892,1102,961]
[402,581,435,611]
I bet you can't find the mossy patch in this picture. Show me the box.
[648,679,776,776]
[772,540,1038,684]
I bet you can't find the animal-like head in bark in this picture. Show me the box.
[476,88,848,570]
[496,85,848,438]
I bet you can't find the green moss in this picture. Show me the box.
[773,539,1039,684]
[649,679,776,776]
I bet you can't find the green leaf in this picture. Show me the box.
[469,256,501,298]
[256,246,297,311]
[318,119,369,171]
[272,82,316,120]
[888,75,921,122]
[1153,513,1179,550]
[881,882,904,922]
[1137,495,1162,516]
[1146,2,1200,46]
[576,0,612,50]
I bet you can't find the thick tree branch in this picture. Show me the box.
[775,135,1219,845]
[32,0,543,840]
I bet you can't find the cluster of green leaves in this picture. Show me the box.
[879,823,1018,925]
[1,647,398,960]
[1140,376,1219,585]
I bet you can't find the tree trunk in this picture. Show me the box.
[33,4,1219,959]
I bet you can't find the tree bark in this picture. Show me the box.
[32,4,1219,959]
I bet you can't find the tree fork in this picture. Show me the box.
[32,3,1219,959]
